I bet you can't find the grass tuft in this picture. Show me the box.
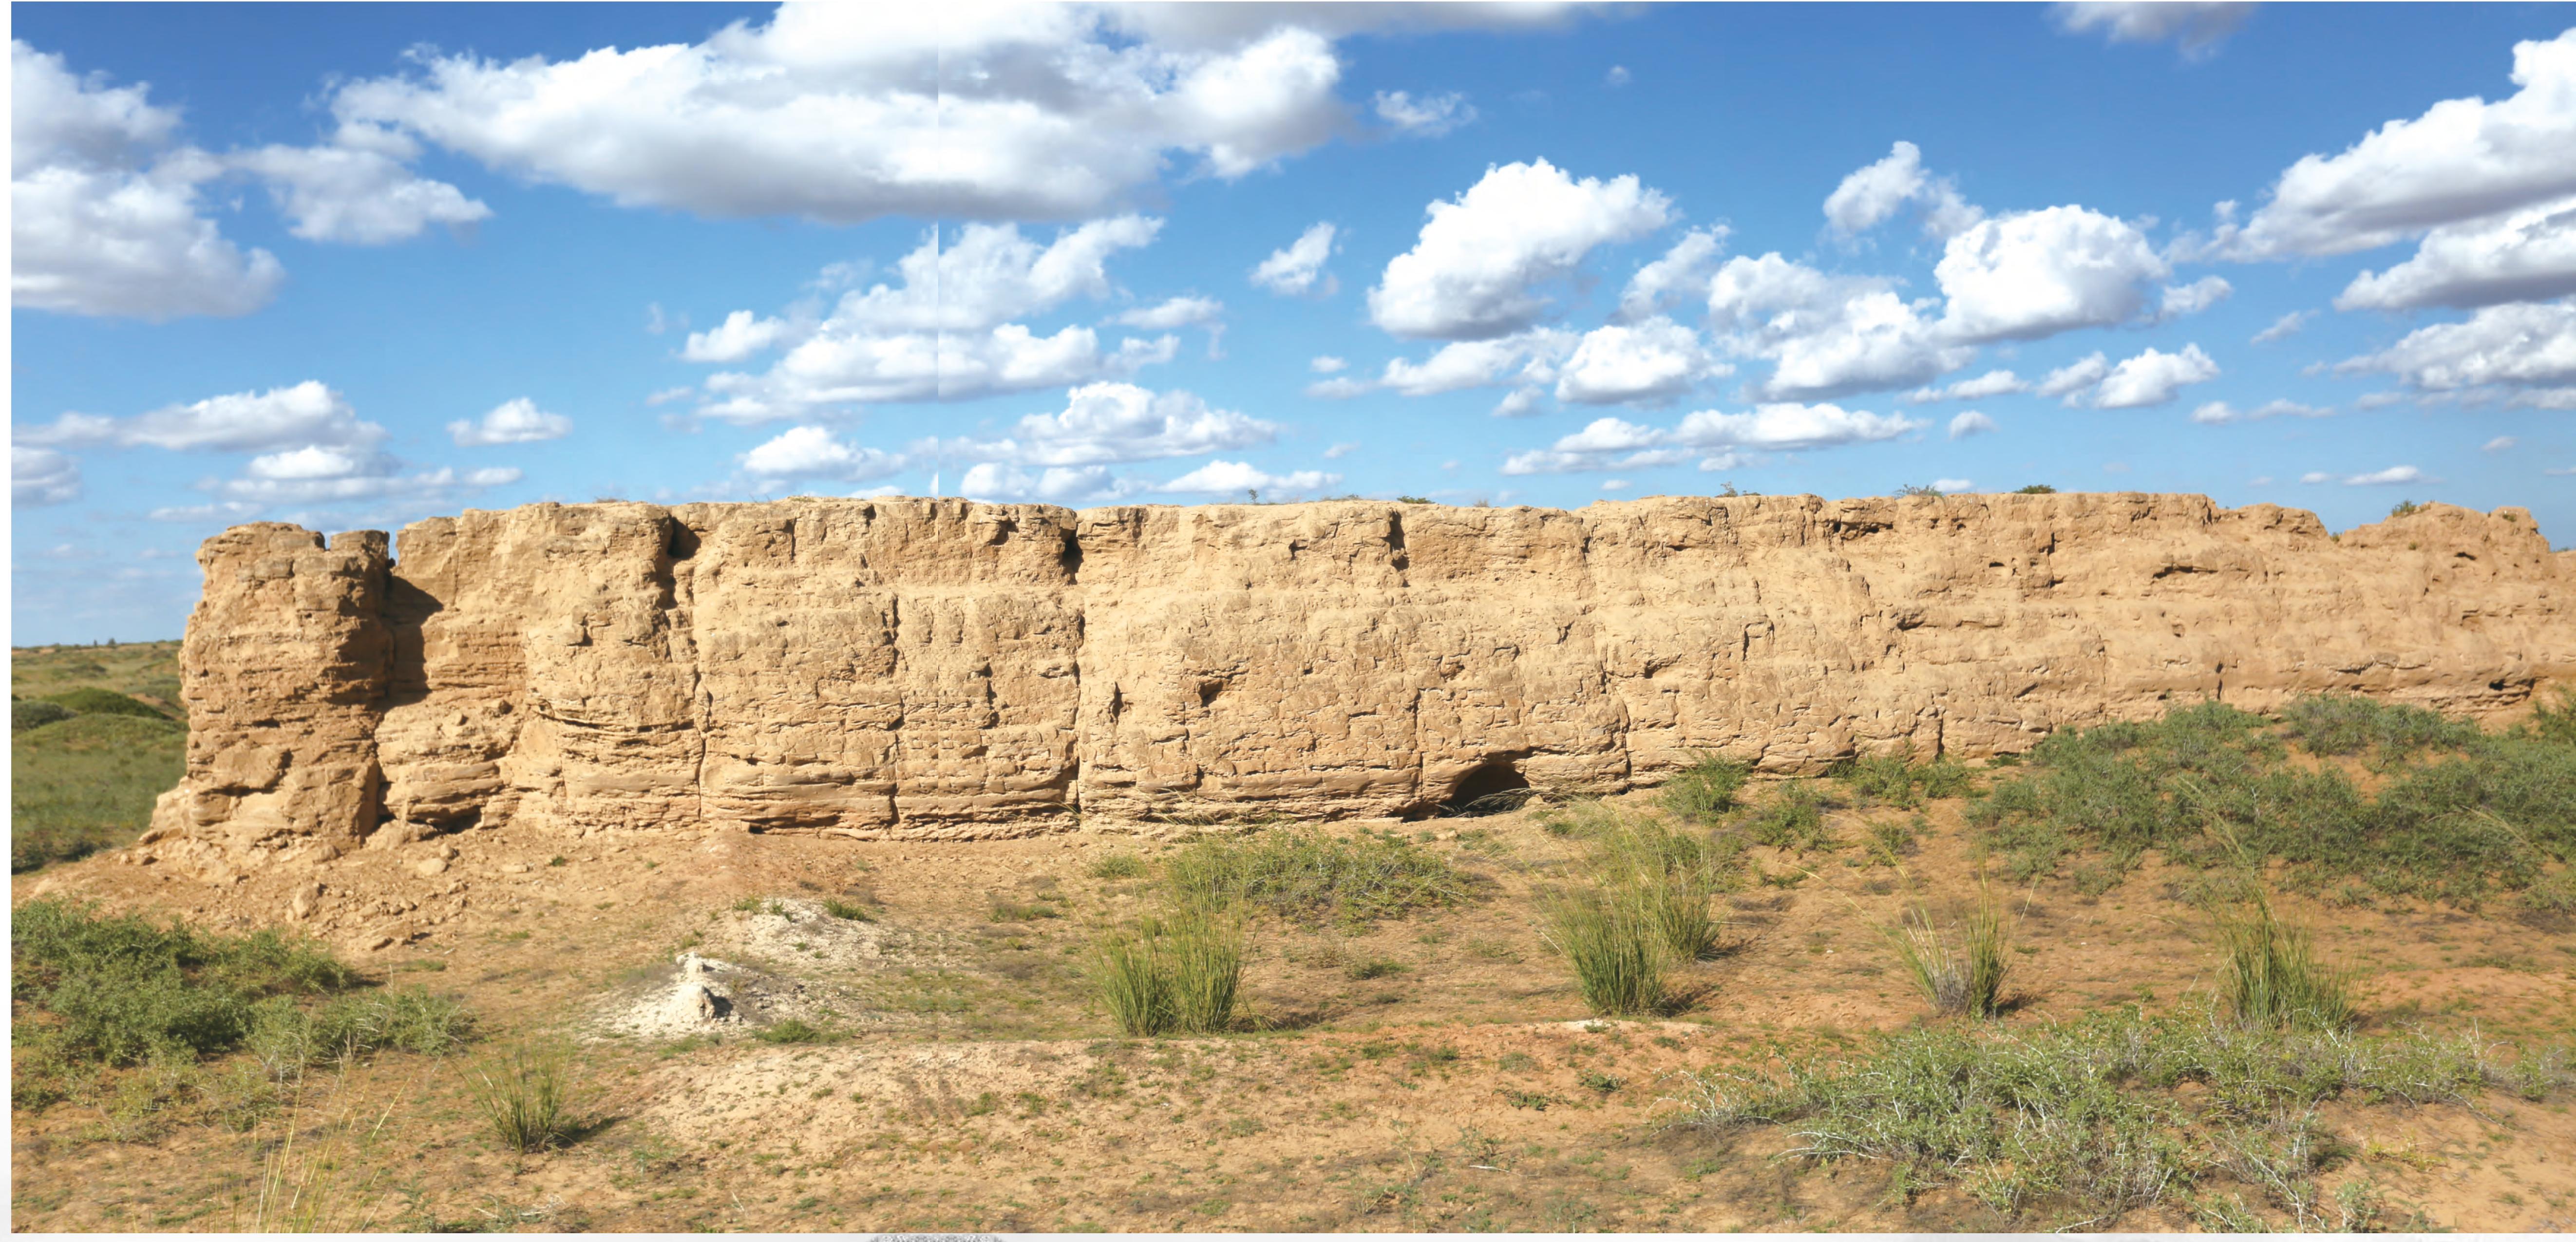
[2212,892,2354,1032]
[1880,884,2011,1017]
[462,1039,581,1152]
[1542,887,1671,1017]
[1086,851,1149,880]
[1091,908,1245,1036]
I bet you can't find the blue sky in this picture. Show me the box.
[12,2,2576,645]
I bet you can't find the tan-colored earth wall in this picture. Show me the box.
[149,494,2576,866]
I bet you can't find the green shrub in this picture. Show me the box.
[463,1040,581,1152]
[1658,754,1750,823]
[1091,909,1244,1036]
[2014,484,2057,494]
[1838,747,1974,808]
[13,699,74,731]
[2278,694,2477,759]
[1345,959,1409,980]
[12,900,362,1066]
[2212,893,2353,1032]
[1676,1008,2513,1227]
[38,687,175,720]
[1966,697,2572,903]
[1164,827,1471,924]
[1086,851,1150,880]
[1542,888,1671,1016]
[1742,780,1836,851]
[252,986,475,1068]
[2532,686,2576,747]
[1882,886,2010,1017]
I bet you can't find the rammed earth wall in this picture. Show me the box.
[150,494,2576,865]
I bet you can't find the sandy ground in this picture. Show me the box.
[12,787,2576,1232]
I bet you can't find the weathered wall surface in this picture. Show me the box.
[150,494,2576,863]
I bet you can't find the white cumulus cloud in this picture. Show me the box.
[1948,411,1998,439]
[1935,205,2170,342]
[1614,226,1727,321]
[2338,299,2576,392]
[739,425,905,481]
[682,311,795,363]
[2224,29,2576,258]
[1913,369,2029,402]
[17,381,382,452]
[1822,140,1982,239]
[449,397,572,446]
[2304,465,2430,487]
[1251,221,1338,296]
[229,135,491,244]
[1369,158,1671,339]
[1500,403,1922,474]
[1706,254,1972,398]
[2334,196,2576,310]
[2087,344,2221,408]
[2190,398,2331,425]
[1553,318,1725,404]
[2159,275,2234,319]
[1114,295,1223,330]
[1158,459,1342,495]
[2252,310,2312,343]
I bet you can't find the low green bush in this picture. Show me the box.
[1966,696,2574,903]
[1164,827,1472,924]
[1741,780,1836,851]
[12,900,468,1102]
[13,698,74,731]
[1837,747,1975,809]
[1658,754,1750,822]
[1677,1007,2542,1228]
[1086,851,1150,880]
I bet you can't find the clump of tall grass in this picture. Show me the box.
[1658,753,1750,823]
[1086,850,1149,880]
[1091,908,1245,1036]
[463,1039,582,1153]
[1164,827,1470,924]
[1878,883,2011,1017]
[1590,815,1729,960]
[1541,887,1671,1017]
[2212,892,2353,1031]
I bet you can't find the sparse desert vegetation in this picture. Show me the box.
[12,668,2576,1231]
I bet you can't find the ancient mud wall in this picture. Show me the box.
[150,494,2576,865]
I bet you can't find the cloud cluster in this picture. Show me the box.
[690,218,1183,421]
[2034,344,2221,408]
[13,40,485,320]
[1705,254,1970,399]
[1500,403,1922,474]
[322,4,1558,227]
[2338,299,2576,398]
[13,380,520,516]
